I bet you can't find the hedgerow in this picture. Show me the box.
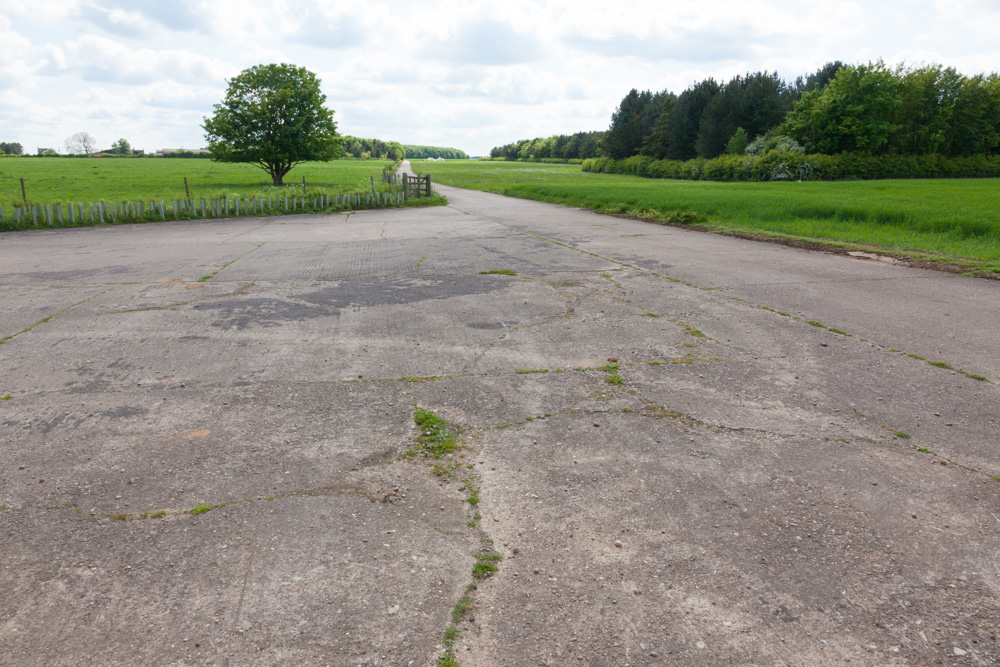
[582,152,1000,182]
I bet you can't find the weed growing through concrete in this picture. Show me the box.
[408,408,458,458]
[916,447,934,454]
[515,368,548,374]
[596,361,625,385]
[478,269,517,276]
[0,395,12,400]
[190,504,214,515]
[893,431,911,439]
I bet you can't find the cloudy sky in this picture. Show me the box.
[2,0,999,156]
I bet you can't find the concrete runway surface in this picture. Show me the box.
[2,180,999,665]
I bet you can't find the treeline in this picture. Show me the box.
[340,136,406,160]
[602,61,1000,167]
[489,131,604,161]
[1,142,24,155]
[404,145,468,159]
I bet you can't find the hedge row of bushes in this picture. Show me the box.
[480,157,584,165]
[582,152,1000,181]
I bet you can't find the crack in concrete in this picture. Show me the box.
[97,282,254,315]
[0,288,114,345]
[469,217,996,388]
[222,221,271,242]
[198,243,265,282]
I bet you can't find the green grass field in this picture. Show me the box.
[414,160,1000,273]
[0,158,395,209]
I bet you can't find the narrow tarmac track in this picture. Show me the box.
[1,174,998,665]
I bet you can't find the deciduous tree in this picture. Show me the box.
[203,64,341,185]
[111,138,132,156]
[65,131,96,155]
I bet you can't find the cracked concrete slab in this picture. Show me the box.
[2,180,999,665]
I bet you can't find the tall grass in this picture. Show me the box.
[417,161,1000,268]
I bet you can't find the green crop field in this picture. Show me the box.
[0,158,395,210]
[414,160,1000,273]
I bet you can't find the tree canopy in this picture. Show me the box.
[203,63,341,185]
[110,138,131,156]
[489,131,603,161]
[65,132,96,155]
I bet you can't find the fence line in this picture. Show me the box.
[0,191,409,229]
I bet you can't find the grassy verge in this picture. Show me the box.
[1,159,447,231]
[416,160,1000,273]
[1,158,397,208]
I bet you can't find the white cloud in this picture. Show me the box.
[67,35,235,85]
[3,0,1000,156]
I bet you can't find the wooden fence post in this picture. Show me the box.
[20,177,26,203]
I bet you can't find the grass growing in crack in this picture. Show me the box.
[595,361,625,385]
[515,368,548,374]
[472,550,503,579]
[397,375,443,383]
[929,361,954,370]
[452,590,475,623]
[478,269,517,276]
[893,431,912,439]
[916,447,934,454]
[0,395,12,400]
[432,462,461,481]
[408,408,458,458]
[190,504,214,515]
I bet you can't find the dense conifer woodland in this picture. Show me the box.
[491,61,1000,180]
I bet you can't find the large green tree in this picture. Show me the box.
[203,64,341,185]
[661,79,720,160]
[601,89,665,159]
[695,71,794,158]
[786,61,902,154]
[111,138,132,156]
